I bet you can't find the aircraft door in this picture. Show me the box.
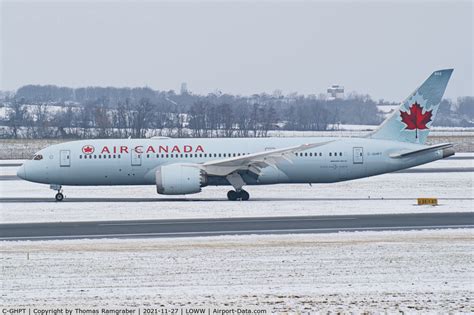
[60,150,71,167]
[131,150,142,166]
[353,147,364,164]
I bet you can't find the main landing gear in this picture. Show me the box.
[50,184,64,202]
[227,189,250,201]
[225,172,250,201]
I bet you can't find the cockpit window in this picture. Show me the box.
[33,154,43,161]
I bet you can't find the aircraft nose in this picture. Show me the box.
[17,164,27,180]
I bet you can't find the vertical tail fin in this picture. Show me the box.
[369,69,453,144]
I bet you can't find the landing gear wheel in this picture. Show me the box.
[227,190,250,201]
[227,190,238,201]
[240,189,250,201]
[55,192,64,202]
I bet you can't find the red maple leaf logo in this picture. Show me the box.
[82,145,94,154]
[400,102,432,138]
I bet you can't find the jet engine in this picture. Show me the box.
[156,163,207,195]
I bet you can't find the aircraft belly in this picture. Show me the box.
[64,163,111,185]
[277,160,335,183]
[256,166,289,184]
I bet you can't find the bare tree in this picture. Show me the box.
[217,103,234,137]
[7,100,29,138]
[131,98,155,138]
[32,103,51,138]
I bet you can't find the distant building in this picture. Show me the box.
[180,82,188,95]
[327,84,344,100]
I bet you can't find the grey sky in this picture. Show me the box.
[1,0,472,101]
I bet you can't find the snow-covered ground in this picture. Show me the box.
[268,127,474,138]
[1,229,473,312]
[0,156,472,223]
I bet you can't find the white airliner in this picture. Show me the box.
[17,69,454,201]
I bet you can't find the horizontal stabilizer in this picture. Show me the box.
[389,143,454,158]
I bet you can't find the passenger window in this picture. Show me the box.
[319,152,322,156]
[329,153,332,156]
[339,152,342,156]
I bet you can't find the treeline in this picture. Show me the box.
[4,98,371,139]
[435,97,474,127]
[1,85,472,139]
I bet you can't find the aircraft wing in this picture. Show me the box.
[200,140,334,176]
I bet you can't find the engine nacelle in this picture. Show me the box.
[156,163,207,195]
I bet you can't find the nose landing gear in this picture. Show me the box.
[55,192,64,202]
[50,184,64,202]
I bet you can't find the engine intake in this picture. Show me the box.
[156,163,207,195]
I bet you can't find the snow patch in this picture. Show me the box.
[1,229,473,312]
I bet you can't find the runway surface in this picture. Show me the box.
[1,212,472,240]
[1,196,473,203]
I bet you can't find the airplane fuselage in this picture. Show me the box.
[18,136,449,187]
